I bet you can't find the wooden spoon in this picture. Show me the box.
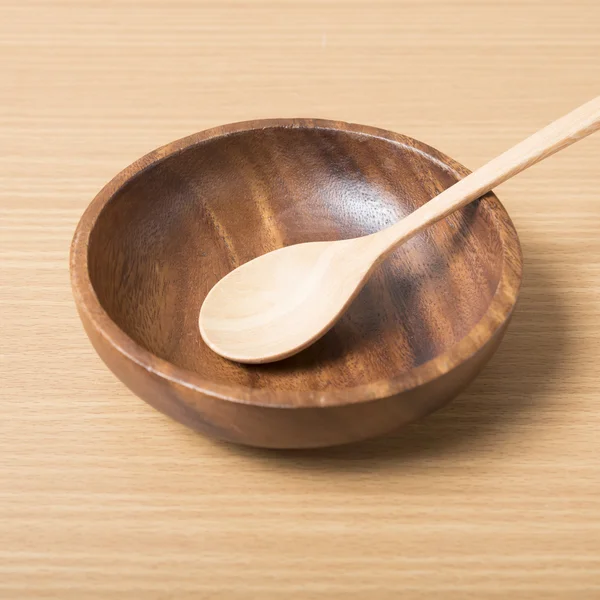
[200,97,600,364]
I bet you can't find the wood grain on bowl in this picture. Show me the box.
[70,119,522,448]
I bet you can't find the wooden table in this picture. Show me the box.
[2,1,599,598]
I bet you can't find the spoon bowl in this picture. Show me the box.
[70,119,523,448]
[199,237,377,363]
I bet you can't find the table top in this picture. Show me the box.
[2,1,599,598]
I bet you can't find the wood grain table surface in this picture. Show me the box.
[1,1,599,598]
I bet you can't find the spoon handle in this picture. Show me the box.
[375,96,600,255]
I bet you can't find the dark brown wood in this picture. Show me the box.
[70,119,523,448]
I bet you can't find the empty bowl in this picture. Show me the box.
[70,119,522,448]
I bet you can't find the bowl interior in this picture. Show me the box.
[88,126,504,393]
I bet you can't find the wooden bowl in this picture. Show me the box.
[70,119,522,449]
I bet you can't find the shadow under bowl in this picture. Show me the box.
[70,119,522,448]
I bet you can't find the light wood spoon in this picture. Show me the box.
[200,97,600,364]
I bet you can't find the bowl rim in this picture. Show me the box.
[70,118,523,409]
